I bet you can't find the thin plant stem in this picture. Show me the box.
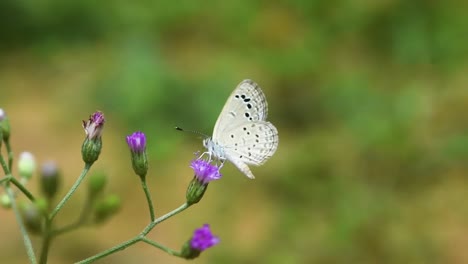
[0,154,9,174]
[10,177,36,202]
[141,237,181,256]
[0,176,11,184]
[52,195,93,237]
[6,141,13,172]
[39,219,52,264]
[75,236,142,264]
[140,178,155,222]
[6,186,37,264]
[152,203,189,226]
[77,203,190,263]
[50,163,91,219]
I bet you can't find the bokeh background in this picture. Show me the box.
[1,0,468,263]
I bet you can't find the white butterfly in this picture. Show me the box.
[203,79,279,179]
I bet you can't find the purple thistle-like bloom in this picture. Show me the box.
[82,111,105,140]
[190,224,220,251]
[190,159,222,184]
[126,131,146,153]
[126,131,148,178]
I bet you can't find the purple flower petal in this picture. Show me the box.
[190,159,222,184]
[190,224,220,251]
[82,111,105,140]
[126,131,146,153]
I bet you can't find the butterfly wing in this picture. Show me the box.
[212,79,268,139]
[222,121,279,179]
[212,79,278,179]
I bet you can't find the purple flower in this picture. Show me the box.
[190,224,220,251]
[190,159,222,184]
[82,111,105,140]
[126,131,146,154]
[126,131,148,178]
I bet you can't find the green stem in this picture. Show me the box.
[0,176,11,184]
[0,154,9,174]
[140,203,189,236]
[151,203,189,226]
[75,236,142,264]
[10,177,36,202]
[77,203,190,263]
[52,195,93,237]
[6,141,13,172]
[141,237,181,256]
[6,186,37,264]
[140,178,155,222]
[39,219,52,264]
[50,163,91,219]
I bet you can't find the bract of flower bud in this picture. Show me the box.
[40,161,60,199]
[18,152,36,180]
[0,108,10,142]
[81,137,102,165]
[186,177,208,205]
[88,172,107,198]
[93,194,121,224]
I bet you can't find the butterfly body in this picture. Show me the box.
[204,79,279,179]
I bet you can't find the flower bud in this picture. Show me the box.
[0,193,12,209]
[40,161,60,199]
[180,224,220,259]
[88,172,107,198]
[81,111,104,165]
[20,201,44,235]
[126,131,148,180]
[0,108,11,142]
[93,194,121,223]
[18,152,36,180]
[186,160,221,205]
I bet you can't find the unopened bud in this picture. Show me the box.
[0,193,12,209]
[93,194,121,223]
[40,161,60,199]
[18,152,36,180]
[88,172,107,198]
[0,108,10,142]
[20,201,43,235]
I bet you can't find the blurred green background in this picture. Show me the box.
[1,0,468,263]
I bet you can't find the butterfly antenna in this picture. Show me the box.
[175,126,209,138]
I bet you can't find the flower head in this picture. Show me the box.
[126,131,148,179]
[190,224,220,251]
[82,111,105,140]
[190,159,222,184]
[180,224,220,259]
[126,131,146,154]
[81,111,104,165]
[186,160,221,205]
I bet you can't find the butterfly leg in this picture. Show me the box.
[218,158,226,169]
[197,151,213,162]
